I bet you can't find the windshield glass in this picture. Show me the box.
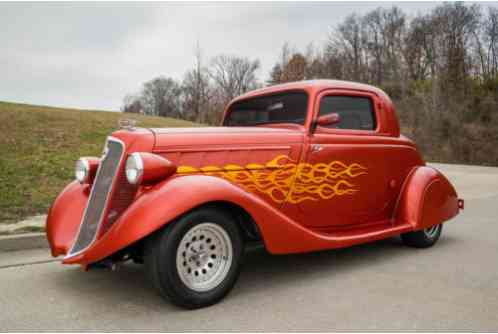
[224,91,308,126]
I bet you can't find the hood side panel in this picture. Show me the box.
[152,126,303,150]
[152,127,304,208]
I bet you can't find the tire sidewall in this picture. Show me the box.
[156,208,243,308]
[401,223,443,248]
[422,224,442,243]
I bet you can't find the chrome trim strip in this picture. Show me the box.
[153,145,292,153]
[65,136,126,260]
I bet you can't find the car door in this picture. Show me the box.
[295,89,394,230]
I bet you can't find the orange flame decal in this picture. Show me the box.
[177,155,367,204]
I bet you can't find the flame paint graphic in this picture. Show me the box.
[177,155,367,204]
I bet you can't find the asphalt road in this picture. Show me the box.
[1,163,498,331]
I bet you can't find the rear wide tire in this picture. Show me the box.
[401,224,443,248]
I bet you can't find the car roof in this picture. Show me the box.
[223,79,399,137]
[231,80,387,103]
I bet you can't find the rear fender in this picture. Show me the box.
[394,166,460,230]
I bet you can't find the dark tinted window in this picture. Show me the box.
[319,96,376,130]
[225,92,308,126]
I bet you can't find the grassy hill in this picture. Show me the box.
[0,101,199,226]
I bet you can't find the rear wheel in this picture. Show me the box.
[401,224,442,248]
[145,207,243,309]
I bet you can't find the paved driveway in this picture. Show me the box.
[1,163,497,331]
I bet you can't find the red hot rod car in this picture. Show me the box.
[46,80,463,308]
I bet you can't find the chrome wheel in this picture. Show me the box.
[424,225,440,239]
[176,222,233,292]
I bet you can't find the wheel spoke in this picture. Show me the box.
[176,222,233,292]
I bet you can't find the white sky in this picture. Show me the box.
[1,1,489,111]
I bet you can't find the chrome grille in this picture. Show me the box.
[68,138,124,256]
[101,166,137,234]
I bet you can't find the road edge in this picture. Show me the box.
[0,233,48,252]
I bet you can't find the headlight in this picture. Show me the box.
[75,159,90,184]
[75,157,100,184]
[125,152,177,185]
[125,153,144,185]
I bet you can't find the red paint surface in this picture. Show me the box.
[136,152,177,185]
[83,157,100,184]
[46,80,462,265]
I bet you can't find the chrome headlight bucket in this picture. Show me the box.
[75,158,90,184]
[75,157,100,184]
[125,153,144,185]
[125,152,177,185]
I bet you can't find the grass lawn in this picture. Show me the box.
[0,101,199,225]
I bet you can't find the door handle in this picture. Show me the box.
[311,144,323,153]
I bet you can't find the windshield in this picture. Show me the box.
[224,91,308,126]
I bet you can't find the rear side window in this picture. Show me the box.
[319,95,376,130]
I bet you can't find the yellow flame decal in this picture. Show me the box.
[177,155,367,204]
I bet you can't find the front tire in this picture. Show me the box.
[401,224,442,248]
[145,207,243,309]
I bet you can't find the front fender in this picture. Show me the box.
[394,166,460,230]
[65,174,303,264]
[46,181,89,257]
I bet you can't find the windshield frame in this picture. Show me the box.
[222,89,310,127]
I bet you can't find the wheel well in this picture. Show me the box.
[110,201,262,265]
[198,201,262,243]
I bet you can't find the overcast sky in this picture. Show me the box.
[0,1,478,111]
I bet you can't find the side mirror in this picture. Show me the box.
[316,113,340,127]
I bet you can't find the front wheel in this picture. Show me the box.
[401,224,443,248]
[145,207,243,309]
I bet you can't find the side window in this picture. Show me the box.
[318,95,376,130]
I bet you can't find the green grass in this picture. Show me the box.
[0,101,199,224]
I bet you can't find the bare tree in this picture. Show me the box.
[279,42,292,72]
[382,7,406,85]
[141,76,182,117]
[280,53,307,82]
[485,7,498,78]
[304,42,327,79]
[121,94,142,114]
[476,7,498,80]
[209,54,261,104]
[403,16,433,82]
[267,63,283,85]
[267,42,294,85]
[182,43,212,122]
[431,3,481,95]
[363,8,385,85]
[328,14,367,81]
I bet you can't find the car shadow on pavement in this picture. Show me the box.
[235,236,457,289]
[52,234,460,312]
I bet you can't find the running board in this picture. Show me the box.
[306,221,414,250]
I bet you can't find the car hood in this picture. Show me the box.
[149,126,304,171]
[151,126,304,150]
